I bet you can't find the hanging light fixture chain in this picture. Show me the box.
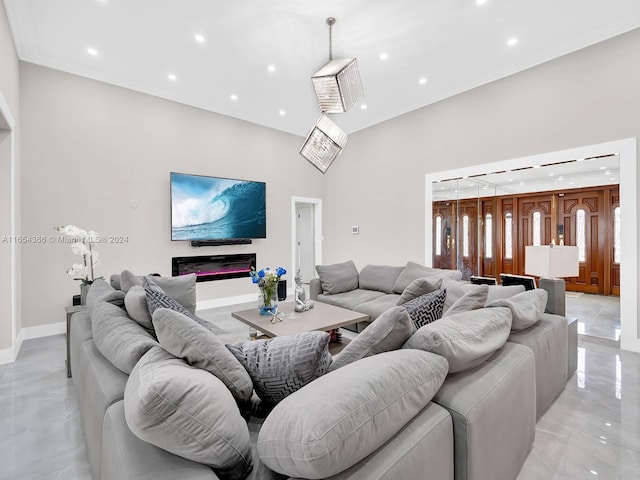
[326,17,335,61]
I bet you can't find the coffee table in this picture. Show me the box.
[231,301,368,339]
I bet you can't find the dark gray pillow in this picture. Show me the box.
[226,332,332,405]
[121,270,197,314]
[315,261,359,295]
[91,300,158,374]
[358,265,404,293]
[329,306,414,371]
[124,347,252,479]
[152,308,253,402]
[397,276,443,305]
[402,290,447,329]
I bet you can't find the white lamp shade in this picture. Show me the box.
[525,246,579,278]
[311,58,364,113]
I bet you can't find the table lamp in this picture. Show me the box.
[525,245,579,316]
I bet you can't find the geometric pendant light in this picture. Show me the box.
[299,114,348,173]
[301,17,362,174]
[311,18,364,113]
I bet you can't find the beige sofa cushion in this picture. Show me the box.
[392,261,462,294]
[487,289,548,331]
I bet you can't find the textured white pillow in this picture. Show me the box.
[257,349,449,479]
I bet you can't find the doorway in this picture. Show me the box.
[0,91,17,364]
[425,138,638,353]
[291,197,323,285]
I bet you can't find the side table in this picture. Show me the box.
[65,305,87,378]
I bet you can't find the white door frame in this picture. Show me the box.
[291,197,323,281]
[0,90,18,364]
[425,138,638,353]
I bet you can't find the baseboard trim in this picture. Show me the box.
[197,293,257,311]
[21,321,65,340]
[0,347,13,365]
[196,289,294,311]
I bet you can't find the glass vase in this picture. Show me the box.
[258,287,278,316]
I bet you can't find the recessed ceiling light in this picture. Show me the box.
[230,94,238,101]
[87,47,98,56]
[610,177,616,181]
[519,181,525,186]
[507,37,518,47]
[476,0,487,5]
[548,173,555,176]
[267,65,276,73]
[569,182,575,185]
[508,179,514,182]
[590,471,598,476]
[419,77,428,85]
[558,176,564,181]
[605,170,611,175]
[379,53,388,61]
[278,109,286,116]
[167,73,177,81]
[360,104,367,110]
[195,34,205,43]
[599,166,606,170]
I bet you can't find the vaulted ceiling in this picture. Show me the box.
[4,0,640,136]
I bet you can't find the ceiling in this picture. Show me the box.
[433,154,620,201]
[4,0,640,137]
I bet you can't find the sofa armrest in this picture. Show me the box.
[310,278,323,300]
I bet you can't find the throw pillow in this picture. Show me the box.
[91,300,158,374]
[402,290,447,329]
[124,347,253,480]
[403,307,513,373]
[392,261,463,294]
[397,276,443,305]
[315,260,359,294]
[486,289,548,331]
[121,270,197,314]
[124,285,153,331]
[152,308,253,402]
[441,279,489,316]
[226,331,332,405]
[86,279,126,315]
[329,306,415,372]
[485,284,526,304]
[257,350,449,479]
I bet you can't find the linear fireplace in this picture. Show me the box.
[172,253,256,283]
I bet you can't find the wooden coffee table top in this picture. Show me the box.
[231,301,369,338]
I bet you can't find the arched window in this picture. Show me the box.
[462,215,470,257]
[614,206,621,264]
[532,211,541,246]
[505,213,513,259]
[435,216,442,256]
[485,213,492,258]
[577,209,586,262]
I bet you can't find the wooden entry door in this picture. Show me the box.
[517,195,553,276]
[432,202,456,270]
[558,191,604,294]
[456,200,478,280]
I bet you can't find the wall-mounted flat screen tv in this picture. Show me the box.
[170,172,266,241]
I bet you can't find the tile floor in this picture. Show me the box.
[566,292,621,342]
[0,295,636,480]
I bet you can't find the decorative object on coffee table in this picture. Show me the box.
[294,270,314,312]
[250,266,286,316]
[55,224,103,305]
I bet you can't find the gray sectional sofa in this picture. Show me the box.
[69,265,575,480]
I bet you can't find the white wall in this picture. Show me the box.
[323,28,640,345]
[19,62,322,329]
[0,1,20,357]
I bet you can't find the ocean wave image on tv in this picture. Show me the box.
[171,173,266,241]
